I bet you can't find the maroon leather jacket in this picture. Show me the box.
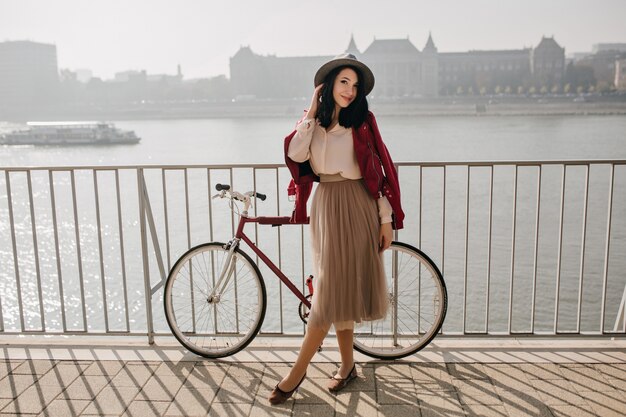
[284,111,405,230]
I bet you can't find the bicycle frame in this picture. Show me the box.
[207,213,312,309]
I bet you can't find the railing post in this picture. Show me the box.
[137,168,155,345]
[614,286,626,333]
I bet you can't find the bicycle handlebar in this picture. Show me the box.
[215,184,266,201]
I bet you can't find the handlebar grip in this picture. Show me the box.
[216,183,230,191]
[253,192,267,201]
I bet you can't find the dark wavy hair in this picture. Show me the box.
[316,65,369,129]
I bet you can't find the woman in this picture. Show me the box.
[269,53,405,405]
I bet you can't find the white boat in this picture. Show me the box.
[0,121,141,145]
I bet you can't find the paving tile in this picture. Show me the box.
[607,378,626,391]
[577,389,626,417]
[376,377,417,405]
[593,363,626,381]
[453,378,502,405]
[374,363,413,379]
[0,374,39,399]
[549,404,597,417]
[501,402,553,417]
[110,363,157,388]
[530,378,588,406]
[410,363,452,382]
[494,385,552,417]
[0,397,12,410]
[377,404,420,416]
[291,402,335,417]
[462,403,509,417]
[2,384,64,414]
[515,363,564,380]
[36,363,86,387]
[164,387,214,416]
[0,361,22,379]
[292,378,336,405]
[303,362,342,378]
[121,400,170,417]
[0,355,624,417]
[153,361,195,378]
[414,377,456,393]
[334,390,377,417]
[207,401,252,417]
[223,362,264,379]
[183,363,227,389]
[483,363,531,383]
[213,376,261,403]
[10,360,57,376]
[488,366,534,391]
[446,363,490,379]
[37,398,90,417]
[83,361,124,377]
[416,392,465,417]
[248,399,293,416]
[559,364,614,392]
[81,386,140,415]
[60,375,110,400]
[136,375,185,401]
[337,372,376,392]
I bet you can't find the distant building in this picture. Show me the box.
[0,40,59,107]
[531,36,566,89]
[438,48,531,95]
[75,69,93,83]
[592,43,626,54]
[230,35,566,98]
[576,50,626,91]
[114,70,147,83]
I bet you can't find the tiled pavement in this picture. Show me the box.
[1,359,626,416]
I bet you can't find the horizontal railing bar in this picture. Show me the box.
[1,159,625,172]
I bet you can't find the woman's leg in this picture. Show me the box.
[276,322,330,390]
[334,326,355,377]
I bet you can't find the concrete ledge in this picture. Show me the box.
[1,335,625,363]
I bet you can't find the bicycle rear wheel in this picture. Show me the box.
[353,241,447,360]
[164,242,266,358]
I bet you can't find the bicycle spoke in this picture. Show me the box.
[164,243,266,358]
[353,243,446,359]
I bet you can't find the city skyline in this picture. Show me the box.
[2,0,625,80]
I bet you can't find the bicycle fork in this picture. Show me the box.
[206,239,240,303]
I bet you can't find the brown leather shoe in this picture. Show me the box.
[268,373,306,405]
[327,363,357,392]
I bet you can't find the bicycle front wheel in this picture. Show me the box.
[164,242,266,358]
[354,241,447,360]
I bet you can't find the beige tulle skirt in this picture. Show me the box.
[307,174,389,331]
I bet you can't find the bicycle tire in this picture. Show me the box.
[164,242,267,358]
[353,241,447,360]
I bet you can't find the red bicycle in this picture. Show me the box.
[164,184,447,359]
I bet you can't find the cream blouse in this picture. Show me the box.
[287,116,393,224]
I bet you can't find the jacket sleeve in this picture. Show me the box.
[287,114,315,163]
[368,112,405,229]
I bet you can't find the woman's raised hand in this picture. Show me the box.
[307,84,325,119]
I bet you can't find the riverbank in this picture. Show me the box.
[2,95,626,122]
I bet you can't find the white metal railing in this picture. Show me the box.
[1,160,625,343]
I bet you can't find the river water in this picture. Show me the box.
[1,114,625,335]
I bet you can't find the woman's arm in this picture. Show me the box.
[287,84,325,163]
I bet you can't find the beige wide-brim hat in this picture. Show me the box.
[314,53,375,96]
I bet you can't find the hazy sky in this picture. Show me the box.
[2,0,625,80]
